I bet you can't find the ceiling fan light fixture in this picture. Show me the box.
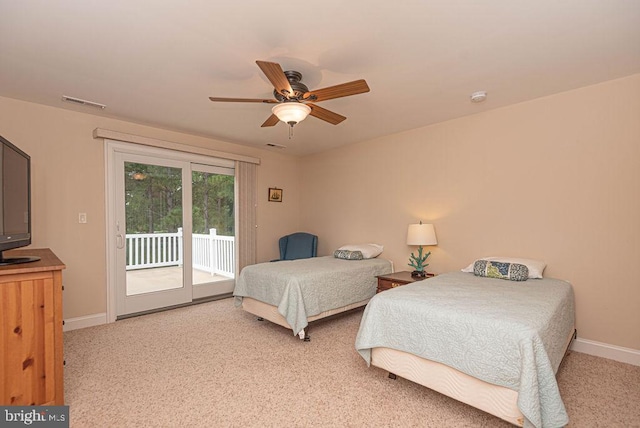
[272,102,311,127]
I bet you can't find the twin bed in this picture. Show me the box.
[233,254,393,339]
[234,254,576,428]
[356,270,576,428]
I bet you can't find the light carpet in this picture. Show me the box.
[64,298,640,427]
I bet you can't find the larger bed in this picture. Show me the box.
[234,255,393,339]
[355,271,576,428]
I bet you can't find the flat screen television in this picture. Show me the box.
[0,134,40,266]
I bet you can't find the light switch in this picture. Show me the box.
[78,213,87,224]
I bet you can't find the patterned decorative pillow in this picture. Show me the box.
[334,249,364,260]
[337,244,383,259]
[462,257,545,278]
[473,260,529,281]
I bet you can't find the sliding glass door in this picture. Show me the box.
[191,164,235,299]
[114,153,190,316]
[110,144,235,318]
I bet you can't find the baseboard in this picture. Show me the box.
[571,337,640,366]
[63,313,107,332]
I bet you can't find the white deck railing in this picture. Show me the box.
[126,228,235,278]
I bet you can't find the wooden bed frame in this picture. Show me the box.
[370,328,577,426]
[241,296,371,340]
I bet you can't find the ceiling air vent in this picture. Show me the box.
[266,143,286,149]
[62,95,106,109]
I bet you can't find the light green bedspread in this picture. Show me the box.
[355,271,575,428]
[234,256,393,336]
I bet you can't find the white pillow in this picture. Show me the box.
[462,257,546,279]
[338,244,383,259]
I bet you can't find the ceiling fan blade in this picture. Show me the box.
[209,97,277,103]
[308,104,346,125]
[261,114,280,127]
[305,79,370,102]
[256,60,294,98]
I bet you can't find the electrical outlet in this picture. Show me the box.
[78,213,87,224]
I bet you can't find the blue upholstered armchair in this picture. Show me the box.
[275,232,318,261]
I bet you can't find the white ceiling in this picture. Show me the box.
[1,1,639,156]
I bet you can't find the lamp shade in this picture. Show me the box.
[407,223,437,246]
[272,103,311,125]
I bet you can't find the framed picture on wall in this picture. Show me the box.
[268,187,283,202]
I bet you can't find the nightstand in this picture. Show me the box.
[376,271,434,293]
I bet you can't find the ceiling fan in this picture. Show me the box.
[209,60,370,132]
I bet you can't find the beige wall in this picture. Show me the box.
[300,74,640,350]
[2,73,638,350]
[0,96,302,319]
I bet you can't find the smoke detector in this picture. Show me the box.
[470,91,487,103]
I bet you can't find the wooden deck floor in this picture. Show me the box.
[126,266,232,295]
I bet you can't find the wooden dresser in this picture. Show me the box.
[0,248,65,405]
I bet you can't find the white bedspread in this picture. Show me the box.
[234,256,392,335]
[355,271,575,428]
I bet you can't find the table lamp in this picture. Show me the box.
[407,222,437,278]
